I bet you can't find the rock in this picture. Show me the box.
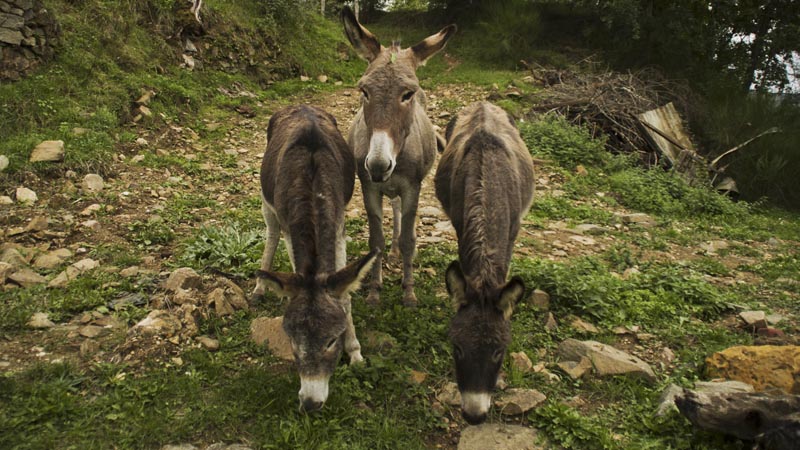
[739,310,767,330]
[8,268,46,287]
[205,444,253,450]
[574,223,608,235]
[24,215,48,232]
[0,261,13,284]
[1,248,26,267]
[656,380,754,416]
[164,267,203,292]
[15,186,37,204]
[132,310,182,337]
[78,325,106,338]
[218,278,248,310]
[0,155,8,171]
[705,345,800,394]
[33,250,69,269]
[544,312,557,331]
[700,240,729,255]
[495,388,547,415]
[557,338,656,383]
[418,206,443,217]
[569,235,596,246]
[47,258,98,288]
[661,347,676,363]
[317,74,328,83]
[0,196,12,205]
[72,258,99,272]
[527,289,550,310]
[29,140,64,162]
[510,351,534,373]
[616,212,655,226]
[80,339,100,357]
[108,292,147,310]
[457,423,544,450]
[28,312,55,328]
[81,174,105,192]
[135,137,149,147]
[161,445,198,450]
[250,316,293,361]
[436,381,461,406]
[119,266,140,277]
[655,384,685,416]
[409,370,427,384]
[197,336,220,351]
[766,314,785,325]
[570,317,599,334]
[557,356,593,380]
[209,288,235,316]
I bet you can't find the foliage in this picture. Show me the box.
[179,222,264,277]
[519,115,609,169]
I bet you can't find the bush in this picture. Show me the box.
[179,223,263,277]
[519,114,608,169]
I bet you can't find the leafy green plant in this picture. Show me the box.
[179,222,264,277]
[519,115,609,170]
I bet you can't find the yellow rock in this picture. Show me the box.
[705,345,800,394]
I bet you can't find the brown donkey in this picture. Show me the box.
[434,101,535,424]
[341,6,455,306]
[252,105,377,413]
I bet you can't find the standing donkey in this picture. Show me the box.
[434,101,535,424]
[341,6,455,306]
[252,105,377,413]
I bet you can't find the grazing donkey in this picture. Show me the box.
[434,101,535,424]
[341,6,456,306]
[252,105,377,413]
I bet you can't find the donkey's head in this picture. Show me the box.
[445,261,525,424]
[258,250,377,413]
[341,6,455,182]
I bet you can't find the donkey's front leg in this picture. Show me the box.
[389,196,402,262]
[363,185,385,305]
[336,223,363,364]
[399,189,420,307]
[252,200,281,301]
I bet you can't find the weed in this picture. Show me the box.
[179,222,264,277]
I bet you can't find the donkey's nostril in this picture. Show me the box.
[300,398,325,413]
[367,158,394,182]
[462,409,487,425]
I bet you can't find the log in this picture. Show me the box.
[675,389,800,450]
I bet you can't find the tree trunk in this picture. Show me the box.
[741,11,772,93]
[675,389,800,450]
[321,0,325,15]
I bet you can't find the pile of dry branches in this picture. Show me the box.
[523,61,696,165]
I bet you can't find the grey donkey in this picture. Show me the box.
[434,101,535,424]
[252,105,378,413]
[341,6,455,306]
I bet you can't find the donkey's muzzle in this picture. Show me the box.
[366,158,395,183]
[462,409,487,425]
[300,398,325,413]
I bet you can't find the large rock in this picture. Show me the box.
[164,267,203,292]
[250,316,293,361]
[458,424,545,450]
[656,380,754,416]
[495,388,547,415]
[706,345,800,394]
[557,338,656,383]
[8,268,46,287]
[29,140,64,162]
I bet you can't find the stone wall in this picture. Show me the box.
[0,0,59,81]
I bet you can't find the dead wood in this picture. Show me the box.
[675,389,800,450]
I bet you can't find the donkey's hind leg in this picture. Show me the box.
[252,199,281,300]
[336,223,363,364]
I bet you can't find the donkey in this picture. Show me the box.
[252,105,377,413]
[434,101,535,424]
[341,6,456,306]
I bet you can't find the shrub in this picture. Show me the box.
[519,115,608,170]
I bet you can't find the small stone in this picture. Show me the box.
[435,382,461,406]
[661,347,676,363]
[557,338,656,383]
[209,288,235,316]
[739,310,767,330]
[766,314,785,325]
[0,155,8,171]
[15,186,37,204]
[119,266,140,277]
[32,249,71,269]
[28,312,55,328]
[494,388,547,415]
[0,196,12,205]
[300,75,310,82]
[418,206,443,217]
[78,325,105,338]
[317,74,328,83]
[527,289,550,310]
[29,140,64,162]
[24,216,48,232]
[510,351,534,373]
[570,317,599,334]
[8,268,47,287]
[575,165,588,176]
[196,336,220,351]
[616,212,655,226]
[409,370,428,384]
[79,203,101,217]
[1,248,27,267]
[81,174,105,192]
[80,219,100,230]
[457,424,543,450]
[165,267,203,292]
[135,137,149,147]
[250,316,293,361]
[0,261,13,284]
[132,310,182,337]
[544,312,557,331]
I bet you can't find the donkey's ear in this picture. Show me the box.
[341,6,381,62]
[327,248,380,297]
[411,24,456,67]
[445,260,468,311]
[496,276,525,320]
[257,270,303,298]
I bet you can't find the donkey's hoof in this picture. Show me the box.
[365,291,381,306]
[402,292,418,308]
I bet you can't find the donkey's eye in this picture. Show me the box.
[325,337,338,350]
[492,349,505,363]
[360,88,369,100]
[453,345,463,360]
[401,90,415,102]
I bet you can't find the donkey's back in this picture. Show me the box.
[435,101,534,284]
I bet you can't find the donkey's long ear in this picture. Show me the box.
[326,248,380,297]
[257,270,303,298]
[445,260,468,311]
[341,6,381,62]
[411,24,456,67]
[496,276,525,320]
